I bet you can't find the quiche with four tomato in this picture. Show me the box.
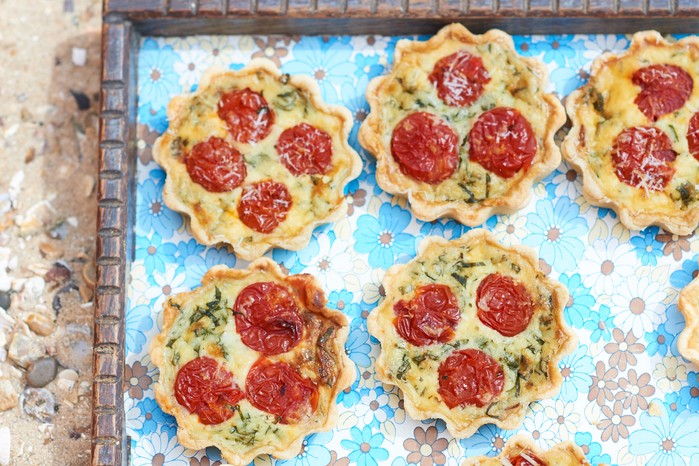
[153,60,362,260]
[150,259,355,466]
[359,23,565,225]
[367,229,576,437]
[563,31,699,234]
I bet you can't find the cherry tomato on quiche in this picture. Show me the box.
[438,348,504,409]
[245,359,318,424]
[688,112,699,161]
[174,356,244,425]
[185,137,246,192]
[476,273,534,337]
[390,112,460,184]
[632,64,693,121]
[429,50,491,107]
[468,107,538,179]
[509,451,545,466]
[611,126,677,191]
[277,123,333,176]
[233,281,303,355]
[237,180,292,234]
[218,88,274,144]
[393,284,460,346]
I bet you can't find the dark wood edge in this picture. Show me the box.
[93,16,137,466]
[95,2,699,465]
[105,0,699,19]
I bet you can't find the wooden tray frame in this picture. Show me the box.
[95,1,699,464]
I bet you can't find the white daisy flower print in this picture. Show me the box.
[522,409,559,449]
[131,429,188,466]
[579,238,636,297]
[611,274,666,336]
[174,48,209,90]
[582,35,629,60]
[543,400,580,440]
[362,268,386,305]
[653,356,688,392]
[144,264,188,314]
[492,214,528,246]
[304,234,356,292]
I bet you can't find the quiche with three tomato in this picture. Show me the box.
[563,31,699,234]
[150,259,355,465]
[367,229,576,437]
[359,23,565,225]
[153,60,362,260]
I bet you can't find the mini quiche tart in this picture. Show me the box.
[153,60,362,260]
[463,434,591,466]
[359,23,565,225]
[367,229,576,437]
[150,259,355,465]
[678,268,699,365]
[563,31,699,234]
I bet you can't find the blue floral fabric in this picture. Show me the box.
[127,34,699,466]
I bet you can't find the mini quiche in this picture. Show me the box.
[367,229,576,437]
[563,31,699,234]
[153,60,362,260]
[678,267,699,365]
[462,434,591,466]
[150,259,355,465]
[359,23,565,225]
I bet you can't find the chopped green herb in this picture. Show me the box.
[451,272,468,288]
[396,354,411,380]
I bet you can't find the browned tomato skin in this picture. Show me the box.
[174,356,244,425]
[632,64,693,122]
[245,359,319,424]
[468,107,538,179]
[476,273,534,337]
[277,123,333,176]
[688,112,699,161]
[237,181,292,234]
[611,126,677,191]
[437,348,505,409]
[218,88,275,144]
[185,137,247,192]
[393,284,460,347]
[428,50,491,107]
[234,281,303,355]
[509,451,546,466]
[390,112,460,185]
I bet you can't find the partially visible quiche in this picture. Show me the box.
[150,259,355,465]
[154,60,362,260]
[563,31,699,234]
[359,23,565,225]
[367,230,576,437]
[678,264,699,365]
[463,435,592,465]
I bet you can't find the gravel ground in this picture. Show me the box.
[0,0,102,464]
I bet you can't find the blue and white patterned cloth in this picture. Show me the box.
[126,33,699,466]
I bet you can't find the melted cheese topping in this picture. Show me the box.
[373,240,567,427]
[160,68,356,248]
[573,43,699,212]
[474,446,588,466]
[158,270,344,452]
[377,39,551,203]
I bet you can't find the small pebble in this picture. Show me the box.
[0,426,9,465]
[48,221,68,240]
[8,325,45,368]
[0,291,9,311]
[56,331,91,370]
[71,47,86,67]
[20,387,57,422]
[45,262,71,286]
[55,369,78,392]
[0,379,19,411]
[25,313,55,336]
[26,357,58,388]
[69,90,90,111]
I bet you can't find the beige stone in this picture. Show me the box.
[0,379,18,411]
[8,324,45,368]
[25,313,55,336]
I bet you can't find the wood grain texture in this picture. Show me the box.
[96,1,699,465]
[94,18,134,466]
[105,0,699,16]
